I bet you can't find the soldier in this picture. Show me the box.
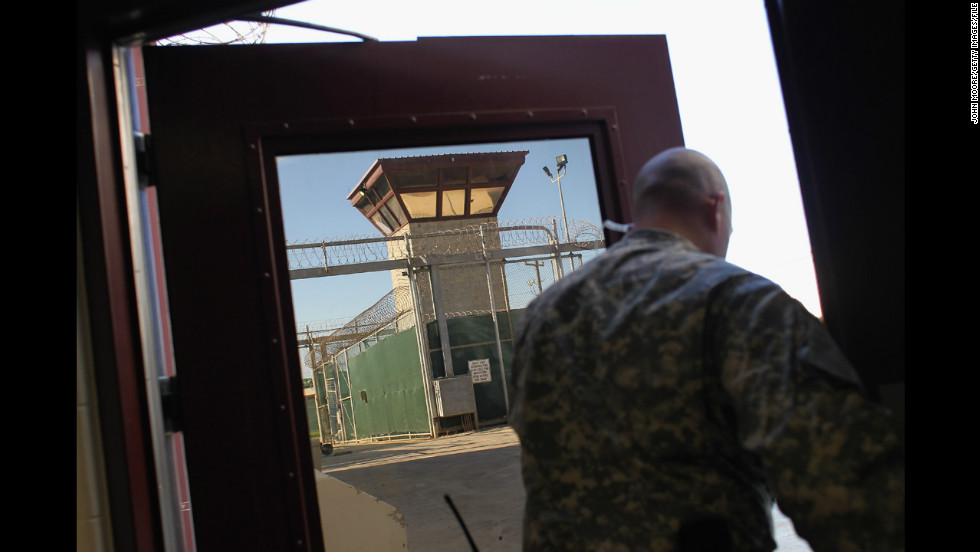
[508,147,904,552]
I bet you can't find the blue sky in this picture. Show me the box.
[277,139,600,245]
[277,138,602,328]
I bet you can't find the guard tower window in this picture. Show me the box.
[442,189,467,216]
[470,187,505,215]
[400,191,438,219]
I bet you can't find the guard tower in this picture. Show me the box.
[348,151,528,317]
[300,150,605,443]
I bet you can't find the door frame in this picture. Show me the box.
[141,35,684,551]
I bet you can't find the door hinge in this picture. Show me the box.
[159,375,183,434]
[134,132,155,188]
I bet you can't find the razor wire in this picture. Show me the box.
[285,216,605,271]
[303,285,414,369]
[155,10,275,45]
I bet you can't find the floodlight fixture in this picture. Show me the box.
[556,154,568,169]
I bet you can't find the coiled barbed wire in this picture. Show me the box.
[286,216,605,271]
[303,286,414,367]
[155,11,275,46]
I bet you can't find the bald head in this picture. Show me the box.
[631,147,733,257]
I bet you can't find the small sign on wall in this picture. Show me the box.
[468,359,492,383]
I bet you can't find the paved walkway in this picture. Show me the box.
[319,426,812,551]
[322,426,523,551]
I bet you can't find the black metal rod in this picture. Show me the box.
[444,494,479,552]
[234,12,379,42]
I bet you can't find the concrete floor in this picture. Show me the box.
[321,426,523,551]
[319,425,812,551]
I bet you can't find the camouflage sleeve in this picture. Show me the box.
[709,274,904,552]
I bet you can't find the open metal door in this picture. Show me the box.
[141,36,684,550]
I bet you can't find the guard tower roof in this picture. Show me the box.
[347,150,529,236]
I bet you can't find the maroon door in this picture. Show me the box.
[141,36,684,551]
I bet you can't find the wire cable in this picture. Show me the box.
[234,12,379,42]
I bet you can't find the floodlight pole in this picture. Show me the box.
[543,158,571,244]
[556,166,570,244]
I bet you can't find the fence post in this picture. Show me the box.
[429,264,455,377]
[406,233,438,438]
[307,326,327,446]
[329,354,343,442]
[481,225,510,414]
[551,217,565,281]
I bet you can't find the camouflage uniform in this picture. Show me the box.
[508,228,904,552]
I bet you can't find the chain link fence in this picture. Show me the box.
[299,217,605,443]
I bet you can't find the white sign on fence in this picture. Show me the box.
[468,359,492,383]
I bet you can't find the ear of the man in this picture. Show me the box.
[704,193,725,233]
